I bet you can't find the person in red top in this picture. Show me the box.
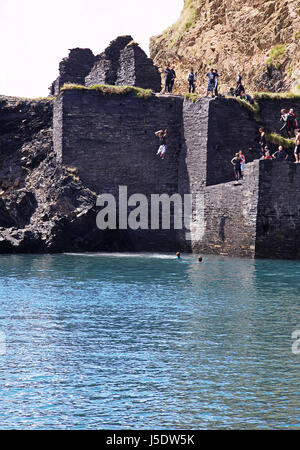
[263,149,272,160]
[238,150,245,177]
[289,109,298,135]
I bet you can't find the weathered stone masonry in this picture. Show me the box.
[54,90,300,259]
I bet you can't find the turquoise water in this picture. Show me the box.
[0,253,299,429]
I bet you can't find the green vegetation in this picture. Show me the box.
[253,91,300,100]
[265,133,295,150]
[294,31,300,40]
[234,97,261,122]
[159,0,198,48]
[184,93,201,102]
[64,166,80,181]
[266,44,286,68]
[60,83,153,99]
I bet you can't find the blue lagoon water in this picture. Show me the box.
[0,253,299,429]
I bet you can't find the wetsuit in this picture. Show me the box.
[232,157,242,181]
[164,68,173,93]
[188,72,196,93]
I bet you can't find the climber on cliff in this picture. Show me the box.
[187,68,196,93]
[231,152,242,183]
[164,63,173,93]
[170,67,176,93]
[155,129,167,159]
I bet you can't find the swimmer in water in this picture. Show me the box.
[198,256,203,262]
[176,251,181,259]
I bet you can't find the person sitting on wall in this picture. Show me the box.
[155,129,168,160]
[231,152,242,184]
[170,67,176,93]
[187,68,196,93]
[240,90,254,105]
[272,146,288,160]
[263,148,272,160]
[294,129,300,163]
[261,145,272,159]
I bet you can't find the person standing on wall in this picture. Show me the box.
[259,127,266,156]
[231,153,242,184]
[205,68,215,98]
[213,69,219,97]
[164,63,173,94]
[170,67,176,93]
[238,150,246,178]
[187,68,196,93]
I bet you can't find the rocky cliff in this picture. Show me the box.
[0,96,109,253]
[150,0,300,94]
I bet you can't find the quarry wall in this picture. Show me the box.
[53,91,300,258]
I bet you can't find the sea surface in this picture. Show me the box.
[0,253,299,429]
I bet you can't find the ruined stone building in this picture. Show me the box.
[49,36,162,95]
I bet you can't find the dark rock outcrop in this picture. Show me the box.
[49,48,95,96]
[0,96,107,253]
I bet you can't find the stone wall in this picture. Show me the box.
[49,48,95,96]
[187,161,260,258]
[85,36,133,87]
[53,90,300,258]
[206,98,258,185]
[256,160,300,259]
[54,89,183,251]
[257,98,300,135]
[116,43,161,92]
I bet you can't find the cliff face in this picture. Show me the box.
[0,96,107,253]
[150,0,300,94]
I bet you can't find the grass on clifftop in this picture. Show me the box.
[234,97,261,122]
[253,91,300,100]
[60,83,153,99]
[184,93,201,102]
[266,133,295,149]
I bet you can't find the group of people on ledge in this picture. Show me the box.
[232,116,300,183]
[163,64,253,103]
